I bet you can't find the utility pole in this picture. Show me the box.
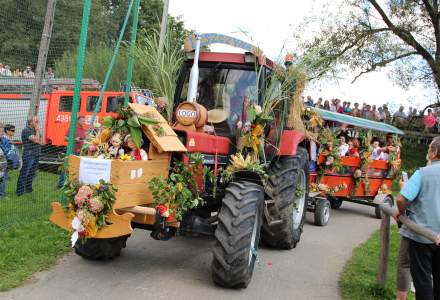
[28,0,57,119]
[158,0,169,52]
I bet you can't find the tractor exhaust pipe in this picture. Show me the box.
[187,34,201,102]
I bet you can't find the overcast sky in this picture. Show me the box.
[168,0,436,112]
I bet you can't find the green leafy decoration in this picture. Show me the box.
[129,126,143,149]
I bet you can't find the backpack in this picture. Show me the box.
[0,138,19,169]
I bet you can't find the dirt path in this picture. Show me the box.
[1,202,380,300]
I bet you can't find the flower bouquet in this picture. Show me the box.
[62,180,117,245]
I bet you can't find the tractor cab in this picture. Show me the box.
[173,34,282,157]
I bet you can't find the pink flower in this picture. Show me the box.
[76,209,91,225]
[88,197,104,213]
[74,185,93,207]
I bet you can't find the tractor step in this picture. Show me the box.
[263,199,283,227]
[180,214,216,236]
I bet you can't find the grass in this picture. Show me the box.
[340,226,414,300]
[340,142,428,299]
[0,169,69,291]
[0,170,60,229]
[0,219,70,291]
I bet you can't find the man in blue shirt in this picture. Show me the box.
[16,117,41,196]
[394,136,440,300]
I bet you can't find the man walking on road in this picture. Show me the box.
[394,136,440,300]
[16,116,42,196]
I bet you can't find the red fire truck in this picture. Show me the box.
[0,78,152,167]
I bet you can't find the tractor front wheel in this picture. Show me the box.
[74,235,130,260]
[212,181,264,288]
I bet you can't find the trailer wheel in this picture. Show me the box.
[314,198,331,226]
[212,181,264,289]
[374,195,394,219]
[330,197,343,209]
[74,235,130,260]
[261,147,309,249]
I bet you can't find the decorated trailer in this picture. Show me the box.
[306,107,404,226]
[50,34,311,289]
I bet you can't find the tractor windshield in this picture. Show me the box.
[177,64,257,136]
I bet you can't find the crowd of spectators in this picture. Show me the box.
[0,63,54,79]
[305,96,440,133]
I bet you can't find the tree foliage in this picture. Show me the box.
[295,0,440,96]
[0,0,188,71]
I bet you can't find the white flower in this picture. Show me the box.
[254,105,262,115]
[71,216,85,247]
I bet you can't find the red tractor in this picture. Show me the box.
[51,33,309,289]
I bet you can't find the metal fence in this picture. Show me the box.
[0,0,140,231]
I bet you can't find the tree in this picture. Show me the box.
[53,0,189,91]
[0,0,188,71]
[295,0,440,95]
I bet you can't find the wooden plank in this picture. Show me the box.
[129,103,187,152]
[113,182,155,209]
[148,144,171,161]
[111,159,169,184]
[68,155,169,185]
[49,202,135,239]
[142,124,187,153]
[118,206,156,215]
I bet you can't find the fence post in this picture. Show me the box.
[124,0,141,106]
[377,213,390,286]
[66,0,91,156]
[28,0,57,119]
[158,0,170,53]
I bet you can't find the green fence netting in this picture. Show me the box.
[0,0,142,231]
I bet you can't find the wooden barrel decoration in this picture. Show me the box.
[175,101,207,128]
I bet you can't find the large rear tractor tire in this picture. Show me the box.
[261,147,309,249]
[212,181,264,289]
[74,235,130,260]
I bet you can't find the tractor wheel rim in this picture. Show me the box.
[292,169,306,230]
[323,204,330,223]
[248,209,259,266]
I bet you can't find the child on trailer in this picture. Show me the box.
[347,138,360,157]
[372,140,383,160]
[338,136,349,157]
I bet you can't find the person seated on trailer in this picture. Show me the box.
[336,123,350,140]
[380,133,400,161]
[347,138,360,157]
[338,135,349,157]
[372,139,383,160]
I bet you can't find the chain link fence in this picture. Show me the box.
[0,0,141,231]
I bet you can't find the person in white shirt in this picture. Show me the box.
[0,63,5,76]
[3,65,12,76]
[338,136,349,157]
[23,66,35,78]
[372,140,382,160]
